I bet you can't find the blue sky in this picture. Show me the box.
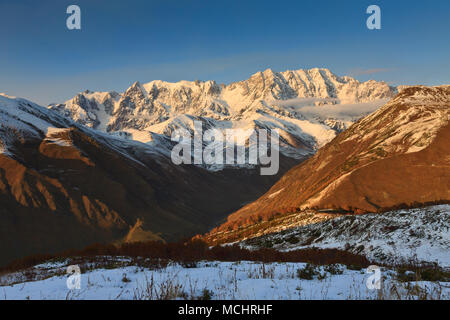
[0,0,449,105]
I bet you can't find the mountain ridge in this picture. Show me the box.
[201,85,450,244]
[49,68,396,165]
[0,93,296,265]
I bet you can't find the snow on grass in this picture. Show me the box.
[242,205,450,268]
[1,260,448,300]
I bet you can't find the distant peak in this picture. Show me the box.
[307,67,332,74]
[126,81,144,92]
[0,93,16,99]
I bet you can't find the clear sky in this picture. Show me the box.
[0,0,449,105]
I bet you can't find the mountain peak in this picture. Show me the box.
[262,68,275,75]
[124,81,147,98]
[48,67,397,158]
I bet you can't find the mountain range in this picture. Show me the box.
[0,68,448,266]
[49,68,396,165]
[0,93,295,265]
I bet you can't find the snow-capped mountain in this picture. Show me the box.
[0,93,295,266]
[49,68,396,163]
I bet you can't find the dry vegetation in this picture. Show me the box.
[0,239,370,275]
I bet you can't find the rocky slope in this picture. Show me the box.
[241,205,450,267]
[202,86,450,243]
[0,94,295,266]
[49,68,396,165]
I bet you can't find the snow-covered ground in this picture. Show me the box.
[241,205,450,267]
[0,260,448,300]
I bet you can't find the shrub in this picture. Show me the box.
[347,264,363,271]
[324,264,343,275]
[121,273,131,283]
[396,268,416,282]
[286,236,300,244]
[262,240,273,248]
[181,261,198,268]
[198,289,213,300]
[395,264,449,282]
[419,268,450,282]
[297,263,320,280]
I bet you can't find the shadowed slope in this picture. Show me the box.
[0,95,297,265]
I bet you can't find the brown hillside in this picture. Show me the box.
[202,86,450,243]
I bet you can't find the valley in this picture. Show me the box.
[0,73,448,301]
